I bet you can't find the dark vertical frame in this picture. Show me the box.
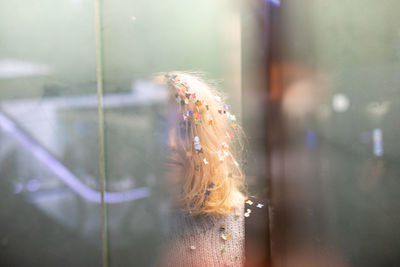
[241,0,272,266]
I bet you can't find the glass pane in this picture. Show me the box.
[100,0,244,266]
[267,1,400,266]
[0,1,103,266]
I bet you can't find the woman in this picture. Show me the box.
[154,71,267,267]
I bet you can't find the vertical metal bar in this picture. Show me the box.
[94,0,108,266]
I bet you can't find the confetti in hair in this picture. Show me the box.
[154,71,246,215]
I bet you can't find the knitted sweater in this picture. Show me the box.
[158,201,245,267]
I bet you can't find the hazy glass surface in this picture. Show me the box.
[0,0,244,266]
[0,1,102,266]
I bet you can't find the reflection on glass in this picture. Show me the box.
[267,0,400,266]
[0,0,102,265]
[1,0,246,266]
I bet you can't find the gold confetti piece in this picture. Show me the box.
[190,245,196,250]
[232,123,237,129]
[203,158,209,165]
[245,200,253,205]
[246,208,252,213]
[244,213,250,217]
[221,233,232,241]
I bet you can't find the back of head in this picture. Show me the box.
[154,71,245,215]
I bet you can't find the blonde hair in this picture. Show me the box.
[155,71,245,215]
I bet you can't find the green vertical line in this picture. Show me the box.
[94,0,109,267]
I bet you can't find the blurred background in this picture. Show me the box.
[1,0,400,266]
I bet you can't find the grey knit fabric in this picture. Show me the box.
[159,202,245,267]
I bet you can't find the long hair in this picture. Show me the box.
[154,71,245,215]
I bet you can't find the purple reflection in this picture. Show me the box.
[28,188,71,203]
[373,128,383,156]
[268,0,280,6]
[305,129,317,149]
[0,112,151,203]
[26,179,40,192]
[13,182,23,194]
